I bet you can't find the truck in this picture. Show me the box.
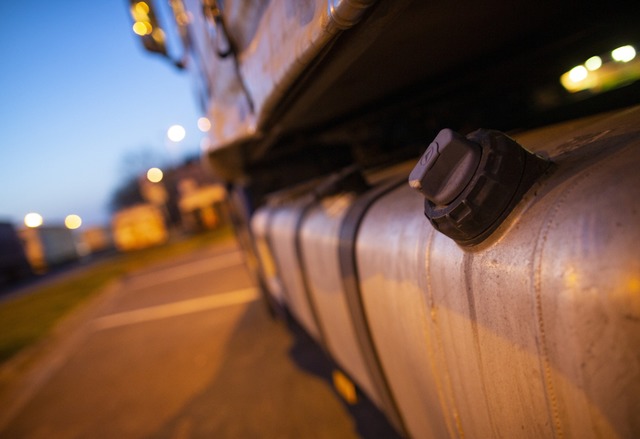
[19,226,80,274]
[129,1,640,437]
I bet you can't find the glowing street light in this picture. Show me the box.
[147,167,164,183]
[24,212,43,228]
[197,117,211,132]
[65,214,82,230]
[167,124,186,142]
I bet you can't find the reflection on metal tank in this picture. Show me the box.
[356,107,640,438]
[268,197,325,343]
[250,207,286,305]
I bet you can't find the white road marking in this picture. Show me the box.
[92,287,259,331]
[126,250,244,291]
[0,250,252,432]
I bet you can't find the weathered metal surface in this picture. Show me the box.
[188,0,379,152]
[356,107,640,438]
[251,108,640,438]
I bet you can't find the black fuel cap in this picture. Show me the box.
[409,128,551,246]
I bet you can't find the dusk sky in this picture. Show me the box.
[0,1,204,228]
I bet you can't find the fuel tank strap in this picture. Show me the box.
[338,177,408,436]
[293,199,330,350]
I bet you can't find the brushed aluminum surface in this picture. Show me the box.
[269,202,323,342]
[356,107,640,438]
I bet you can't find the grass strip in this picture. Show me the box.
[0,227,234,364]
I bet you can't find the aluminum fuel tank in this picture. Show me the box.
[252,169,412,435]
[250,207,286,306]
[298,192,394,413]
[355,108,640,438]
[268,197,324,342]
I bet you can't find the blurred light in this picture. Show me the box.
[24,212,43,228]
[152,28,165,43]
[167,124,186,142]
[560,65,594,93]
[131,2,153,36]
[132,22,145,35]
[561,44,640,94]
[176,11,191,26]
[568,65,588,82]
[133,1,150,15]
[197,117,211,132]
[133,21,151,36]
[611,45,636,62]
[585,56,602,71]
[628,277,640,294]
[147,167,164,183]
[332,370,357,404]
[65,214,82,230]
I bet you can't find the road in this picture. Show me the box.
[0,239,397,438]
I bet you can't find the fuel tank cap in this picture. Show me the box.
[409,128,551,246]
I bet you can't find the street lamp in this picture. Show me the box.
[147,167,164,183]
[167,124,186,142]
[24,212,43,228]
[197,117,211,132]
[64,214,82,230]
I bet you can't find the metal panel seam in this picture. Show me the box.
[421,227,465,439]
[529,157,619,438]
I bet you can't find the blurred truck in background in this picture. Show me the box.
[129,1,640,437]
[19,226,80,274]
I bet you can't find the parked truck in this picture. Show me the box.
[129,1,640,437]
[19,226,80,274]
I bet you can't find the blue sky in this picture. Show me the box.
[0,1,203,228]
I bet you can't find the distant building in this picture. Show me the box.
[80,226,114,255]
[177,179,226,232]
[111,204,168,251]
[137,157,229,233]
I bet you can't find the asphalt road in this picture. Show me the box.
[0,239,397,438]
